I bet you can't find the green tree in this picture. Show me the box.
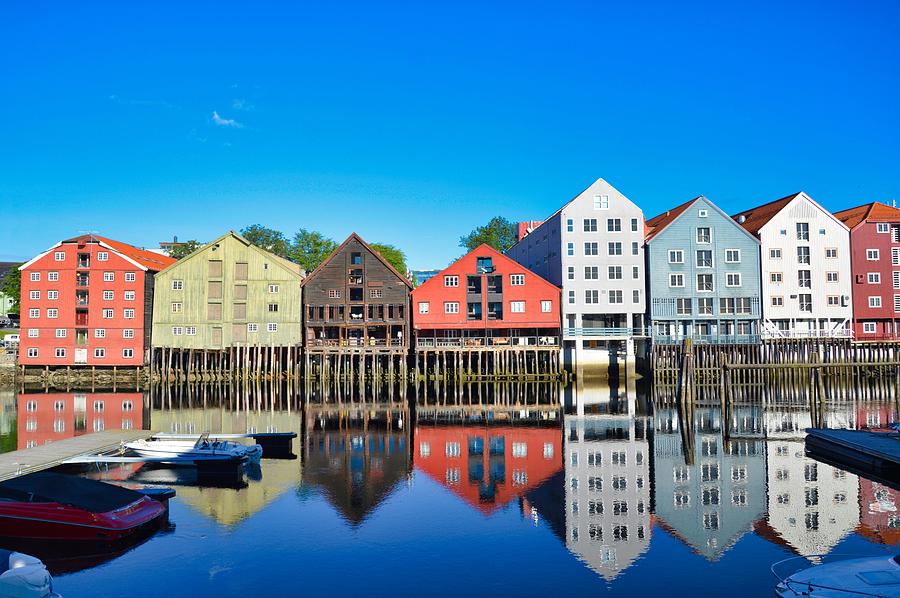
[0,265,21,314]
[459,216,518,253]
[289,229,337,274]
[370,243,408,277]
[168,240,202,260]
[240,224,291,258]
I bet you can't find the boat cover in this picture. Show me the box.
[0,472,144,513]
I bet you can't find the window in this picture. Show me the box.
[124,309,134,319]
[47,308,58,318]
[123,290,134,301]
[669,250,684,264]
[123,329,134,339]
[444,302,459,314]
[28,329,38,338]
[771,272,783,284]
[584,242,599,256]
[541,300,552,313]
[183,326,195,336]
[268,303,279,312]
[726,273,742,287]
[608,266,622,280]
[567,242,574,256]
[247,323,259,333]
[863,322,877,334]
[267,284,279,294]
[797,246,810,264]
[631,218,639,232]
[103,272,114,282]
[328,289,342,299]
[125,272,136,282]
[868,273,880,284]
[94,348,106,358]
[567,267,574,280]
[30,272,41,282]
[798,270,811,288]
[419,302,429,314]
[696,250,713,268]
[509,301,525,313]
[895,272,900,289]
[585,290,599,304]
[869,296,882,308]
[796,222,809,240]
[48,271,58,281]
[172,326,183,336]
[97,251,108,261]
[633,289,641,304]
[698,209,708,218]
[122,348,134,359]
[633,265,640,279]
[676,298,692,315]
[632,241,639,255]
[697,274,713,292]
[28,290,41,301]
[867,249,880,261]
[770,248,782,259]
[606,218,621,232]
[172,279,183,290]
[609,290,623,304]
[510,274,525,286]
[799,294,813,312]
[444,275,458,287]
[824,271,838,283]
[29,308,40,318]
[54,251,65,261]
[725,249,740,263]
[267,323,278,332]
[878,222,890,233]
[698,297,713,314]
[823,247,837,259]
[566,219,573,232]
[101,290,113,301]
[696,227,711,243]
[608,242,622,255]
[55,347,66,358]
[55,328,66,338]
[593,194,609,209]
[568,290,575,304]
[95,328,106,338]
[583,218,598,232]
[27,348,38,358]
[670,273,684,287]
[771,296,784,307]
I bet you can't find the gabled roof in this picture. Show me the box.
[159,231,303,278]
[301,232,413,288]
[731,193,801,236]
[644,197,700,241]
[20,234,177,272]
[834,202,900,230]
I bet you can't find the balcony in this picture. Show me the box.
[77,253,90,269]
[75,291,89,306]
[76,311,89,327]
[348,269,363,285]
[565,327,651,339]
[417,335,559,349]
[76,274,90,287]
[653,333,761,345]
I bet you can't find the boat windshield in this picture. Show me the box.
[894,556,900,566]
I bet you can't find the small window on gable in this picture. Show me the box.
[351,252,362,265]
[698,209,708,218]
[877,223,890,233]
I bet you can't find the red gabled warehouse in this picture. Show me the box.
[19,234,175,367]
[834,202,900,339]
[411,244,561,347]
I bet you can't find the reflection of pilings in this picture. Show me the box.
[18,366,147,392]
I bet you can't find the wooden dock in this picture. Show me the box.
[805,428,900,475]
[0,429,154,482]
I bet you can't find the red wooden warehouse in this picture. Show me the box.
[18,234,175,367]
[411,244,561,347]
[834,202,900,339]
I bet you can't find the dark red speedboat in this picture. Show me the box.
[0,472,166,542]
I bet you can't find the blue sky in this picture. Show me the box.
[3,1,898,268]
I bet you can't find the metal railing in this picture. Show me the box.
[416,336,559,348]
[653,333,761,345]
[310,338,405,347]
[564,327,650,338]
[760,329,853,340]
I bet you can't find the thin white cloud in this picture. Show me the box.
[211,111,243,128]
[231,98,254,111]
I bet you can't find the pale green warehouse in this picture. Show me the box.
[152,231,304,349]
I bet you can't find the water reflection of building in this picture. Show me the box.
[302,406,411,526]
[18,392,143,449]
[761,408,859,557]
[414,425,562,514]
[654,406,766,561]
[563,415,652,579]
[858,480,900,545]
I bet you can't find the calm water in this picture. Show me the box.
[4,379,899,597]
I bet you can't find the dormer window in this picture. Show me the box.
[351,252,362,265]
[698,210,708,218]
[476,257,493,273]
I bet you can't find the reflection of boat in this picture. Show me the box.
[774,555,900,597]
[124,434,263,463]
[0,549,59,598]
[0,473,166,542]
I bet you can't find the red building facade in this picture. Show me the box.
[834,203,900,339]
[18,392,143,449]
[19,235,175,366]
[411,244,561,346]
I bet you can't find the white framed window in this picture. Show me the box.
[123,329,134,339]
[172,279,183,290]
[567,242,574,256]
[669,273,684,288]
[48,271,59,281]
[125,272,136,282]
[95,329,106,338]
[100,272,113,282]
[825,248,837,259]
[171,302,182,313]
[124,309,135,319]
[868,273,881,284]
[696,227,711,243]
[869,296,883,308]
[877,223,890,233]
[608,266,622,280]
[567,267,574,280]
[863,322,877,333]
[124,290,135,301]
[444,302,460,314]
[770,248,782,259]
[444,275,458,287]
[827,295,840,306]
[584,266,599,280]
[583,218,598,232]
[186,326,196,335]
[867,249,880,261]
[247,323,259,333]
[632,265,640,279]
[55,328,66,338]
[894,271,900,289]
[608,242,622,255]
[54,251,65,261]
[593,194,609,210]
[696,250,713,268]
[47,308,58,318]
[510,301,525,313]
[541,300,552,313]
[726,273,742,287]
[55,347,66,358]
[28,329,39,338]
[725,249,741,263]
[97,251,109,261]
[606,218,621,232]
[584,242,599,256]
[566,218,573,232]
[771,296,784,307]
[47,290,58,300]
[697,274,714,292]
[94,348,106,358]
[29,308,40,318]
[172,326,183,336]
[510,274,525,286]
[369,289,382,299]
[29,290,40,300]
[122,348,134,359]
[328,289,341,299]
[103,290,114,301]
[269,284,279,293]
[698,209,708,218]
[668,249,684,263]
[267,323,278,332]
[895,294,900,313]
[585,290,599,304]
[418,302,429,314]
[609,290,623,304]
[102,309,114,319]
[568,290,575,304]
[30,271,41,281]
[27,348,38,358]
[771,272,783,284]
[796,222,810,240]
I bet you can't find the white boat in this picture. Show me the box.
[0,549,60,598]
[124,434,262,463]
[774,554,900,597]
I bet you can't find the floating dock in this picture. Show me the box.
[805,428,900,476]
[0,429,155,482]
